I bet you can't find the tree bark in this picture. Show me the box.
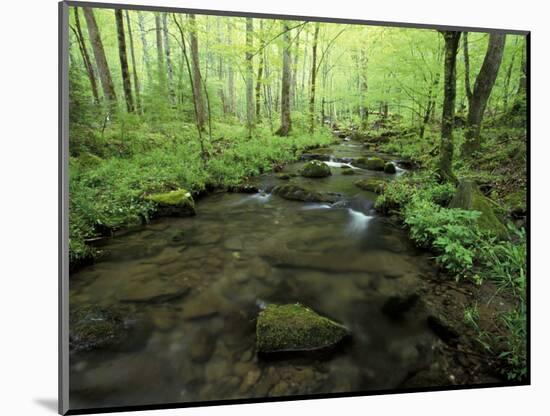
[125,10,141,113]
[188,14,206,130]
[437,30,461,184]
[115,9,134,113]
[245,18,255,134]
[226,21,235,116]
[463,33,506,155]
[83,8,117,105]
[275,22,292,136]
[308,22,320,133]
[162,13,176,105]
[154,13,166,89]
[137,12,152,83]
[73,7,100,104]
[255,21,264,120]
[463,32,473,105]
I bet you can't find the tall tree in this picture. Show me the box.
[83,8,117,105]
[437,30,461,183]
[188,14,206,130]
[276,22,292,136]
[463,32,473,105]
[255,20,265,120]
[245,18,255,134]
[115,9,134,113]
[226,21,236,116]
[72,7,100,104]
[308,22,320,133]
[463,33,506,154]
[125,10,141,113]
[154,13,166,88]
[137,12,152,83]
[162,13,176,105]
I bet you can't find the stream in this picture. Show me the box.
[69,137,446,409]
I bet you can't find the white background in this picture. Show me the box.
[0,0,547,414]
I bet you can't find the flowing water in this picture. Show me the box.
[69,139,441,410]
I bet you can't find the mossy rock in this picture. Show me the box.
[272,184,339,203]
[354,178,386,194]
[78,152,103,168]
[504,189,527,217]
[384,162,397,174]
[341,169,355,176]
[146,189,196,217]
[256,303,349,353]
[69,305,126,352]
[449,180,508,238]
[354,156,385,171]
[300,160,332,178]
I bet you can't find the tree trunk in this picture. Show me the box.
[245,18,255,135]
[83,8,117,105]
[137,12,152,83]
[275,22,292,136]
[162,13,176,105]
[226,21,235,116]
[437,31,461,184]
[308,22,320,133]
[255,21,264,120]
[463,33,506,155]
[115,9,134,113]
[73,7,100,104]
[463,32,473,106]
[125,11,141,113]
[188,14,206,130]
[154,13,166,89]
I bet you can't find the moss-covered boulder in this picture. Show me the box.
[384,162,397,174]
[354,156,385,171]
[78,152,103,168]
[256,304,349,353]
[449,180,508,238]
[341,169,355,176]
[354,178,386,194]
[300,160,332,178]
[146,189,196,217]
[272,184,339,203]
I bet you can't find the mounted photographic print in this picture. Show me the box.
[59,1,530,414]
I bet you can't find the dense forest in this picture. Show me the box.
[68,5,527,401]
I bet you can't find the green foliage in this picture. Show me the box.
[498,303,527,380]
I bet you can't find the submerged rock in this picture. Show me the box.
[354,156,385,171]
[354,178,386,193]
[272,184,340,203]
[256,303,349,353]
[146,189,196,217]
[382,293,420,319]
[228,184,259,194]
[69,305,127,352]
[276,172,297,180]
[300,160,332,178]
[449,180,507,238]
[384,162,397,174]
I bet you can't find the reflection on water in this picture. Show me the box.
[69,142,439,410]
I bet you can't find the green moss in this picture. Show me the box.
[354,178,386,193]
[449,181,508,238]
[354,156,385,171]
[78,152,103,168]
[300,160,332,178]
[504,190,527,216]
[256,303,349,353]
[146,189,196,217]
[341,169,355,175]
[272,184,338,203]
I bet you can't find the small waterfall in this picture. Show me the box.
[324,157,353,169]
[231,191,271,206]
[347,208,374,233]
